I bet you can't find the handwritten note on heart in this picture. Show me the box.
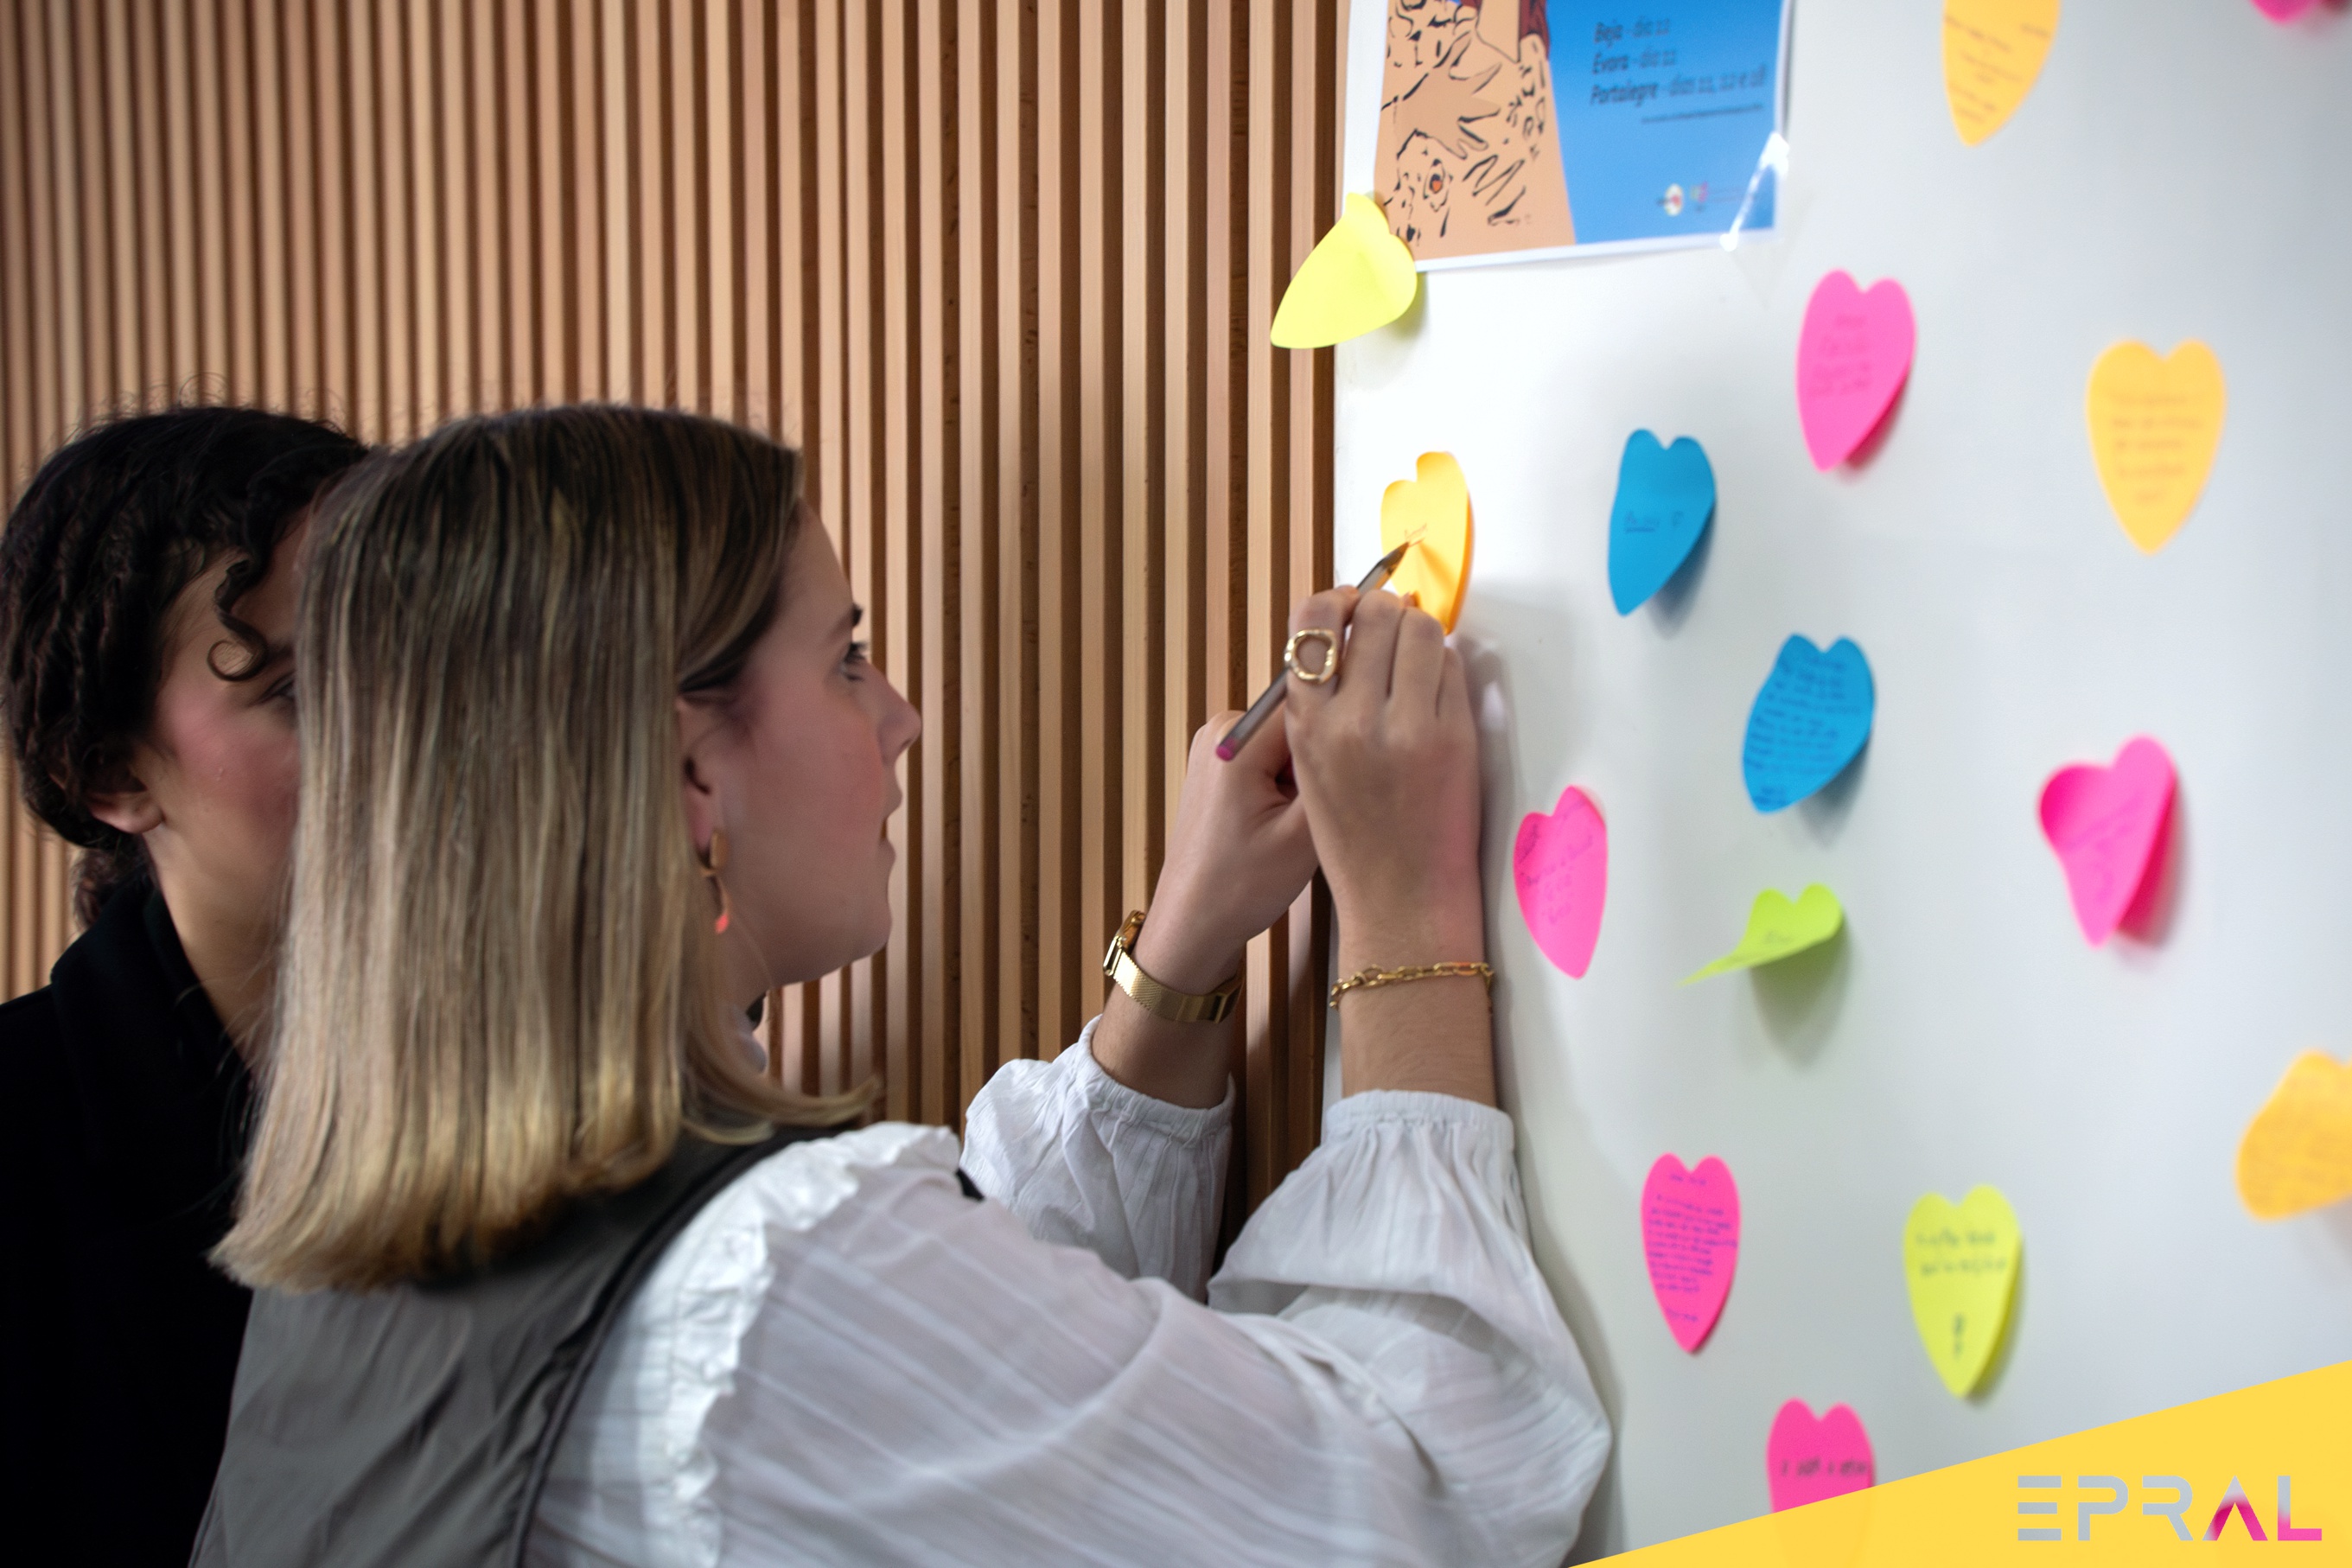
[1682,885,1843,985]
[1642,1154,1739,1353]
[1608,431,1715,615]
[1767,1400,1876,1513]
[1514,787,1606,979]
[1743,636,1875,813]
[1380,452,1473,633]
[2238,1052,2352,1221]
[1904,1186,2020,1398]
[1942,0,2061,147]
[2087,341,2227,554]
[1797,272,1915,471]
[1270,193,1418,349]
[2039,736,2175,945]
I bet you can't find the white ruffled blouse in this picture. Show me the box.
[527,1021,1610,1566]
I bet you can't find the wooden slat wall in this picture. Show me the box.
[0,0,1340,1212]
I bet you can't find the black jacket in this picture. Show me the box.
[0,881,255,1566]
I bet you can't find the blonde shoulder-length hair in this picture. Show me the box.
[220,405,870,1294]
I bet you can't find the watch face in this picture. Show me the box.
[1105,911,1138,978]
[1106,910,1145,978]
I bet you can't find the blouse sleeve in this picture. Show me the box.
[958,1017,1232,1298]
[530,1088,1611,1568]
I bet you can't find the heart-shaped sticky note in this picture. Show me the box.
[1796,272,1915,471]
[1767,1400,1876,1513]
[1681,885,1843,985]
[2251,0,2320,20]
[2039,736,2176,945]
[1642,1154,1739,1353]
[1380,452,1472,633]
[2087,341,2227,554]
[1904,1186,2020,1399]
[1514,786,1606,978]
[1608,431,1716,615]
[1743,636,1875,813]
[1941,0,2062,147]
[1270,193,1418,350]
[2238,1052,2352,1221]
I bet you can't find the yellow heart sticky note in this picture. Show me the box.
[1380,452,1472,634]
[2238,1052,2352,1221]
[1270,193,1418,351]
[1942,0,2062,147]
[1903,1186,2021,1399]
[1680,885,1842,985]
[2087,341,2227,555]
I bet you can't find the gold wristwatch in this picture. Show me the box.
[1102,909,1240,1024]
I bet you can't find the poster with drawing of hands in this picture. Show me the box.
[1373,0,1792,269]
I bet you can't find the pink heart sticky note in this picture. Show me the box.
[1641,1154,1739,1353]
[1796,271,1916,471]
[1513,787,1606,978]
[2038,736,2177,945]
[1768,1400,1876,1513]
[2251,0,2319,19]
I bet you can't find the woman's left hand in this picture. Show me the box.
[1090,706,1317,1108]
[1129,708,1318,995]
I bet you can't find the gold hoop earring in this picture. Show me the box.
[698,827,734,935]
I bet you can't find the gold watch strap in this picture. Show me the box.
[1102,909,1240,1024]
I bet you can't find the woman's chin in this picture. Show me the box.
[851,906,894,965]
[758,915,892,992]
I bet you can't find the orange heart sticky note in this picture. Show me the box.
[1380,452,1472,633]
[2087,341,2227,555]
[2238,1052,2352,1221]
[1270,193,1418,350]
[1942,0,2062,147]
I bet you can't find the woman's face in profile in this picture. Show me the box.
[683,515,921,1000]
[91,518,309,940]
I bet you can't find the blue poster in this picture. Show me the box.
[1371,0,1789,268]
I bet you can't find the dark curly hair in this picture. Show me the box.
[0,407,370,927]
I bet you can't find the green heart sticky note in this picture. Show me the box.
[1680,885,1843,985]
[1903,1186,2021,1398]
[1270,193,1418,350]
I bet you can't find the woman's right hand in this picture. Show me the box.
[1283,584,1488,992]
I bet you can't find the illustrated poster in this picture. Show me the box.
[1374,0,1792,269]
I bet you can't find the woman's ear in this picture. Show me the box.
[676,697,722,852]
[82,751,164,839]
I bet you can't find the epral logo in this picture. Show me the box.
[2017,1476,2323,1542]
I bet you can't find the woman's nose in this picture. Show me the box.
[885,683,921,761]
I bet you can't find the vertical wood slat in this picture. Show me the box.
[991,0,1027,1080]
[0,0,1340,1214]
[129,1,169,401]
[1034,0,1073,1076]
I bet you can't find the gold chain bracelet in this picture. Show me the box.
[1329,960,1495,1006]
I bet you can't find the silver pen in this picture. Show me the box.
[1214,540,1413,762]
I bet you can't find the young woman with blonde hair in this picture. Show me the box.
[197,406,1609,1566]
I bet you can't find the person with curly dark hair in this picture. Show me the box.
[0,405,368,1568]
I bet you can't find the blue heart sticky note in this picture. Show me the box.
[1743,636,1875,813]
[1609,431,1716,615]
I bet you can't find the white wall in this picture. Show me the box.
[1333,1,2352,1555]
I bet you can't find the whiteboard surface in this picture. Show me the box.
[1333,1,2352,1555]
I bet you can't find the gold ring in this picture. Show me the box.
[1284,627,1341,685]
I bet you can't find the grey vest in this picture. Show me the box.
[191,1125,838,1568]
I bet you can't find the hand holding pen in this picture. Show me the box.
[1214,540,1413,762]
